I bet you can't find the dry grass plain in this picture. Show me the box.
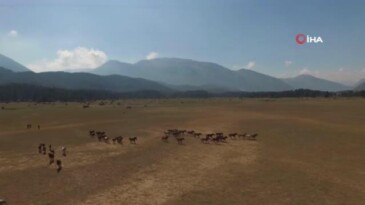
[0,98,364,205]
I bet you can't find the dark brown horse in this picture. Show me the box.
[38,143,45,154]
[219,136,228,142]
[112,136,123,144]
[129,137,137,144]
[56,160,62,173]
[0,199,7,205]
[48,153,55,165]
[201,135,211,143]
[96,131,106,142]
[42,146,46,155]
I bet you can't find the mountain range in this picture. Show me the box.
[0,67,171,93]
[283,75,350,92]
[0,54,30,72]
[0,53,360,92]
[91,58,291,92]
[354,79,365,91]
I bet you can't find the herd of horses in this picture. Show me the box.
[89,130,138,144]
[88,128,258,147]
[27,124,40,130]
[161,129,258,144]
[26,123,65,173]
[37,143,65,173]
[27,122,257,176]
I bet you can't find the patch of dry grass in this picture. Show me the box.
[0,98,364,205]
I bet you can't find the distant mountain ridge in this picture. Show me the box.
[354,79,365,88]
[0,54,30,72]
[0,53,355,92]
[235,68,291,91]
[354,81,365,91]
[283,75,350,92]
[0,67,171,93]
[92,58,293,92]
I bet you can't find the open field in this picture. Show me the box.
[0,98,364,205]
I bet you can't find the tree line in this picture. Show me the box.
[0,83,364,102]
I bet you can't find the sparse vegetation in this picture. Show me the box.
[0,98,364,204]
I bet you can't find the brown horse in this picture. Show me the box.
[206,133,214,139]
[219,136,228,142]
[96,131,106,142]
[200,135,211,143]
[0,199,7,205]
[248,133,258,140]
[194,133,202,138]
[228,133,237,137]
[38,143,45,154]
[112,136,123,144]
[48,153,55,165]
[211,136,221,143]
[229,133,238,139]
[176,137,184,145]
[61,146,67,157]
[161,135,169,142]
[56,160,62,173]
[238,133,247,139]
[42,146,46,155]
[117,136,123,144]
[129,137,137,144]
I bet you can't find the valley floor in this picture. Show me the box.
[0,98,364,205]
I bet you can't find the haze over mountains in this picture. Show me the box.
[0,53,360,92]
[354,79,365,91]
[0,67,171,93]
[92,58,292,92]
[283,75,350,92]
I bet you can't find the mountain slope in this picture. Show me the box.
[235,69,292,91]
[0,67,171,93]
[0,54,30,72]
[354,82,365,91]
[134,58,242,89]
[354,79,365,88]
[283,75,350,91]
[93,60,135,76]
[92,58,292,91]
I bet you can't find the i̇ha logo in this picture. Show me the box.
[296,33,323,45]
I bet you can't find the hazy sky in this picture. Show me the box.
[0,0,364,84]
